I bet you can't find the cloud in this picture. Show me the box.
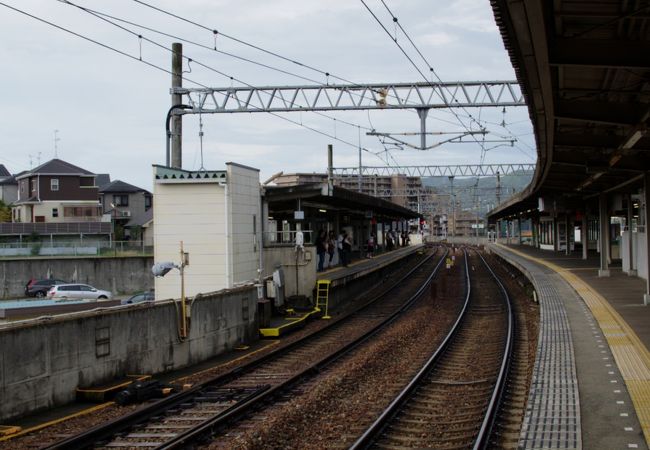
[418,31,455,47]
[0,0,533,195]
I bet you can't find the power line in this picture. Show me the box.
[132,0,360,86]
[60,0,375,134]
[126,0,428,121]
[1,2,385,165]
[359,0,431,83]
[60,1,324,86]
[132,0,518,159]
[361,0,503,161]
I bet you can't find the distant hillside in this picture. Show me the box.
[422,172,533,214]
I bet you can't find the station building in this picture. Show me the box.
[153,165,419,302]
[487,0,650,303]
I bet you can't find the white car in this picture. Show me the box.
[47,284,113,301]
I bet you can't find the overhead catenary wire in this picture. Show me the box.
[363,0,519,163]
[56,2,382,156]
[1,2,386,166]
[60,0,376,135]
[59,1,327,86]
[127,0,433,122]
[132,0,371,88]
[120,0,526,160]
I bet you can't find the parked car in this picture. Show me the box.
[25,278,68,298]
[47,284,113,301]
[121,291,155,305]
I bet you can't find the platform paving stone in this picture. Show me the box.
[491,244,649,450]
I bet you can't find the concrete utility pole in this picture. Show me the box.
[448,176,455,238]
[496,171,501,205]
[171,43,183,169]
[327,144,334,195]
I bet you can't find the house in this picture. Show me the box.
[0,165,18,205]
[99,180,152,240]
[11,158,101,223]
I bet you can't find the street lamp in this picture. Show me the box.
[152,241,190,339]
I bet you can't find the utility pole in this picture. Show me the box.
[327,144,334,195]
[171,43,183,169]
[448,176,455,238]
[476,195,480,244]
[496,171,501,205]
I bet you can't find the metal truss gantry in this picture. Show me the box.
[173,80,525,114]
[332,163,535,178]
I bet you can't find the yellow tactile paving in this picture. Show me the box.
[496,244,650,445]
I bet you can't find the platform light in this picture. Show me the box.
[622,129,644,149]
[319,209,327,213]
[152,261,179,278]
[152,242,190,340]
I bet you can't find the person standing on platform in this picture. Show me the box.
[366,232,375,258]
[342,232,352,267]
[327,231,336,267]
[316,230,327,272]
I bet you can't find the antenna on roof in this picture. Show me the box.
[54,130,60,158]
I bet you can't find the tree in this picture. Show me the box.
[0,200,11,223]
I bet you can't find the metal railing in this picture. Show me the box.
[263,230,314,246]
[0,240,153,258]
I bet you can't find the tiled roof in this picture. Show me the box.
[18,159,95,178]
[0,165,10,177]
[128,208,153,227]
[96,174,111,189]
[99,179,149,194]
[0,175,17,186]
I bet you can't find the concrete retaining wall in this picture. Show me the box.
[0,285,258,422]
[0,256,154,299]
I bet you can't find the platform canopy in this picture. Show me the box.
[488,0,650,220]
[264,183,420,220]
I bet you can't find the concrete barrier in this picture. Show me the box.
[0,256,154,299]
[0,285,258,422]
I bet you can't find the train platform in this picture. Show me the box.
[259,244,425,337]
[318,244,424,286]
[490,243,650,450]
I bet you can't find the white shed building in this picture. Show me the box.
[153,163,262,301]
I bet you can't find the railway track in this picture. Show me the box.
[351,248,514,450]
[45,247,447,450]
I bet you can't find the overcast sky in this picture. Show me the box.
[0,0,535,191]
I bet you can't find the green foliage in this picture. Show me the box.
[130,225,142,241]
[114,224,125,241]
[25,231,41,242]
[30,243,42,256]
[0,200,10,223]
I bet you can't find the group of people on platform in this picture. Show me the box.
[315,228,410,272]
[316,230,352,272]
[384,230,410,252]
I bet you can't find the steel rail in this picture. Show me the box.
[349,248,471,450]
[158,247,449,449]
[46,247,445,450]
[349,248,514,449]
[472,250,515,450]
